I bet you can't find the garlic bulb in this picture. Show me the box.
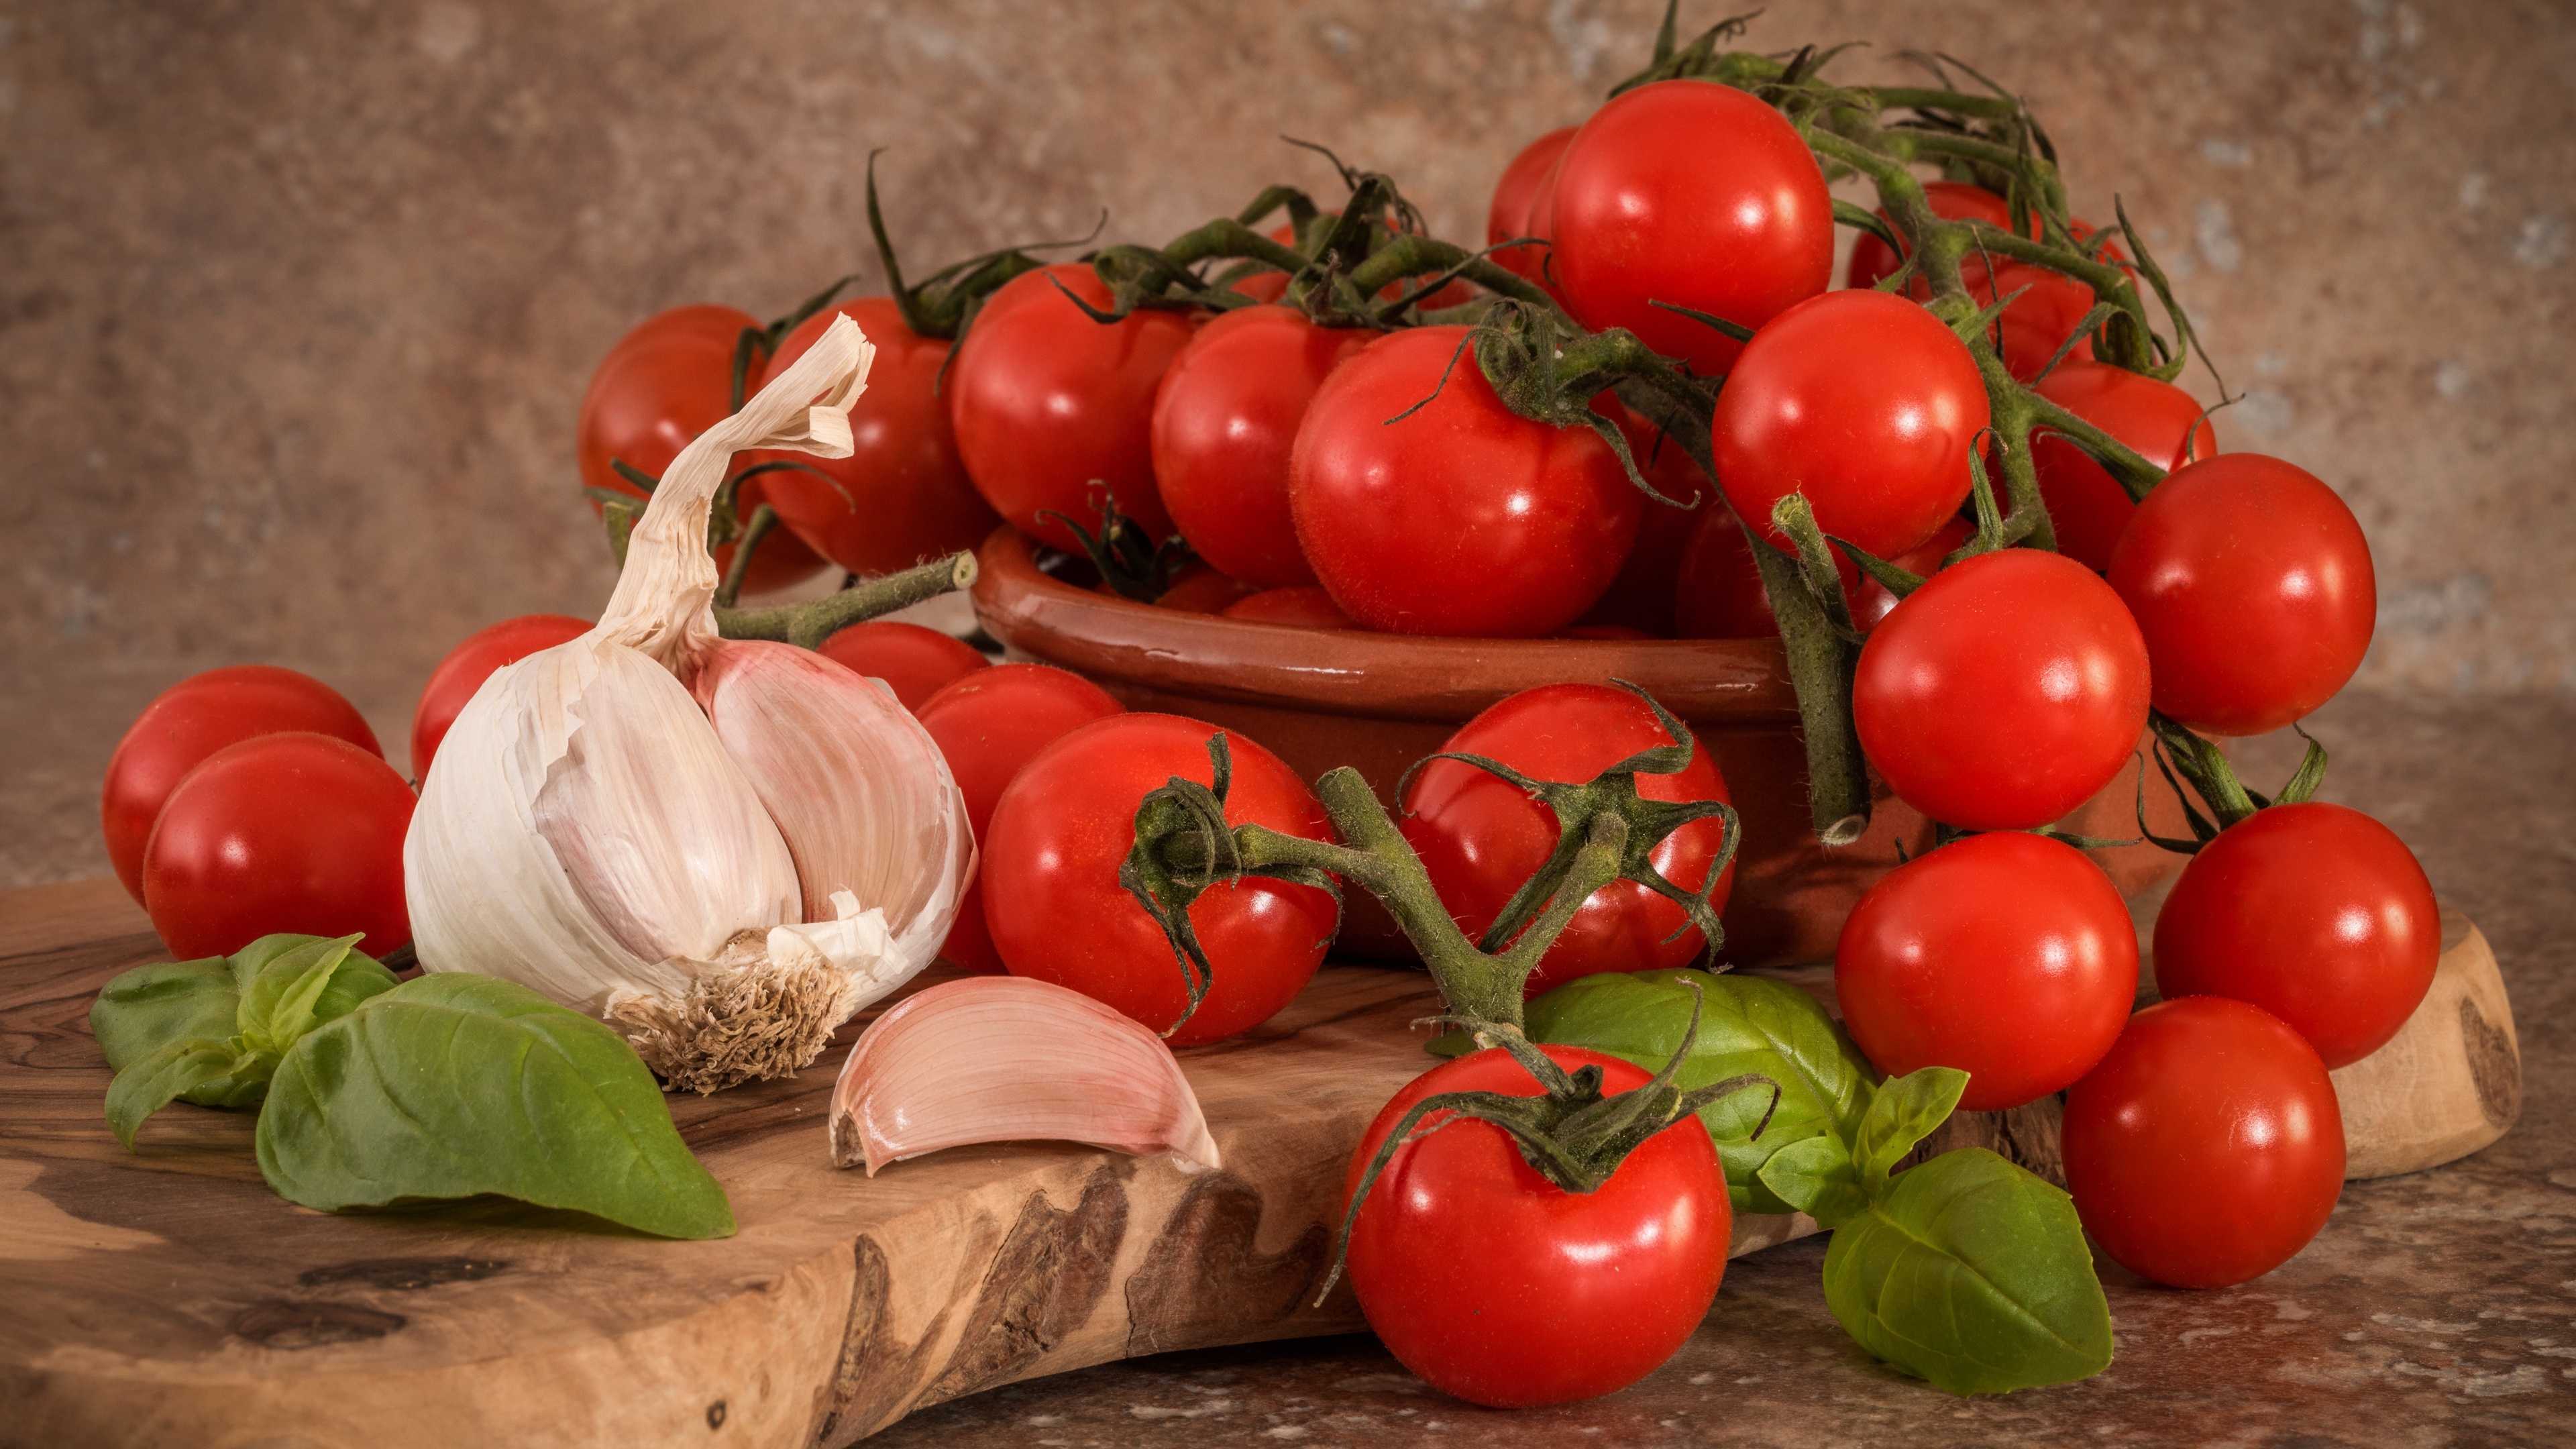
[405,316,973,1092]
[830,975,1221,1173]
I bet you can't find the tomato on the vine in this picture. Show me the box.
[1221,586,1356,629]
[1846,183,2123,378]
[1342,1044,1729,1407]
[411,614,590,781]
[982,714,1336,1045]
[1486,126,1577,282]
[1290,326,1641,637]
[103,666,383,905]
[815,622,989,713]
[2062,996,2345,1289]
[1851,517,1976,629]
[1576,411,1718,637]
[2029,362,2218,572]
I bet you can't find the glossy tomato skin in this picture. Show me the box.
[983,714,1337,1044]
[916,665,1124,974]
[2062,997,2345,1289]
[2029,362,2219,572]
[1715,289,1989,559]
[2155,802,2438,1068]
[1150,307,1368,589]
[103,666,382,905]
[1403,685,1734,995]
[1487,126,1578,282]
[1550,80,1833,376]
[1344,1044,1729,1407]
[747,297,999,576]
[142,733,415,959]
[410,614,590,782]
[1854,548,2150,830]
[576,305,830,595]
[815,623,989,713]
[1851,517,1976,629]
[1291,327,1642,637]
[1221,586,1357,629]
[948,264,1196,551]
[1835,832,2137,1111]
[2108,453,2375,736]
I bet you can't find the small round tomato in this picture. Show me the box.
[816,622,989,712]
[983,714,1336,1044]
[1401,684,1733,996]
[1846,181,2020,289]
[1854,548,2149,830]
[1343,1044,1729,1407]
[1576,411,1717,636]
[1851,517,1976,629]
[1486,126,1578,282]
[2029,362,2219,572]
[2062,996,2345,1289]
[1150,564,1259,614]
[946,264,1197,551]
[1673,507,1841,639]
[411,614,590,781]
[1221,586,1357,629]
[1835,831,2137,1111]
[1290,326,1642,637]
[577,305,831,594]
[103,667,382,905]
[1847,186,2122,378]
[1714,289,1989,559]
[916,665,1124,974]
[2155,802,2438,1068]
[1550,80,1833,375]
[2107,453,2375,736]
[143,733,415,959]
[745,297,1000,577]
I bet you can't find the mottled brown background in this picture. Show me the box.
[3,0,2571,888]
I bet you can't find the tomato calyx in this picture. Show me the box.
[2137,709,2331,855]
[1039,494,1199,604]
[865,150,1099,341]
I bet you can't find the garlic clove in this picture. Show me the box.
[829,975,1222,1175]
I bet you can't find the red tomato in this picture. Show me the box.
[744,297,999,577]
[1146,564,1258,614]
[1550,80,1833,375]
[102,667,382,905]
[1855,548,2149,830]
[1151,306,1370,589]
[1846,185,2121,378]
[1344,1044,1729,1407]
[1576,411,1718,636]
[1714,289,1989,559]
[2107,453,2375,736]
[1835,832,2137,1111]
[576,305,831,595]
[1221,586,1357,629]
[1487,126,1578,282]
[410,615,589,782]
[946,264,1196,551]
[1290,326,1642,637]
[2154,802,2438,1068]
[815,623,989,712]
[1851,517,1976,629]
[142,733,415,959]
[916,665,1124,974]
[983,714,1337,1044]
[2029,362,2219,572]
[1401,684,1733,996]
[2062,997,2345,1289]
[1846,181,2019,290]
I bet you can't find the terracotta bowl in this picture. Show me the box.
[969,527,2194,967]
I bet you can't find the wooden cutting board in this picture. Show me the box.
[0,880,2517,1448]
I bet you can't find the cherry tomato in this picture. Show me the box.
[1290,326,1642,637]
[1221,586,1357,629]
[1150,564,1259,614]
[411,615,590,782]
[2154,802,2438,1068]
[744,297,999,577]
[1550,80,1833,376]
[1851,517,1976,629]
[1714,289,1989,559]
[1846,181,2020,290]
[2107,453,2375,736]
[1343,1044,1729,1407]
[983,714,1336,1044]
[142,733,415,959]
[1835,831,2137,1112]
[1576,411,1718,636]
[946,264,1196,551]
[1150,307,1369,589]
[1671,511,1962,639]
[1401,684,1733,996]
[2029,362,2219,572]
[1487,126,1577,282]
[576,305,830,595]
[1847,185,2122,378]
[102,666,382,905]
[916,665,1124,974]
[815,622,989,712]
[2062,996,2345,1289]
[1855,548,2149,830]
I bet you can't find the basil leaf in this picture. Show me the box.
[1854,1065,1968,1193]
[92,957,240,1082]
[230,932,399,1049]
[1821,1147,2114,1395]
[105,1037,270,1149]
[1527,968,1876,1214]
[256,974,735,1240]
[1754,1131,1867,1228]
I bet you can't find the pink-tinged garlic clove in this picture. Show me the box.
[830,975,1221,1174]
